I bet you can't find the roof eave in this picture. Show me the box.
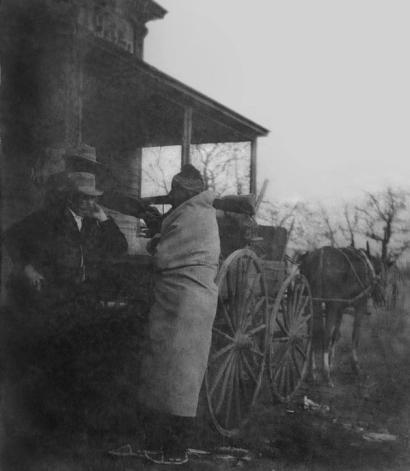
[138,60,270,138]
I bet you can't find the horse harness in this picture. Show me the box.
[312,247,377,306]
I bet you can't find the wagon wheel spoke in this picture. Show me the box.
[289,282,300,324]
[292,300,311,334]
[226,270,237,328]
[233,256,249,313]
[242,296,266,333]
[278,299,289,332]
[296,290,310,316]
[215,352,236,413]
[240,272,262,329]
[210,343,234,364]
[247,323,267,336]
[240,351,259,384]
[295,341,307,360]
[293,294,308,325]
[234,360,242,422]
[208,350,234,398]
[272,334,290,343]
[213,327,235,343]
[274,358,288,391]
[220,302,235,335]
[226,269,235,303]
[275,359,294,398]
[224,354,238,426]
[275,311,289,336]
[225,257,249,328]
[291,348,302,379]
[250,346,264,358]
[235,257,257,325]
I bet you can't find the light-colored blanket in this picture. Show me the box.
[139,190,220,417]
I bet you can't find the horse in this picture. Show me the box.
[299,246,382,386]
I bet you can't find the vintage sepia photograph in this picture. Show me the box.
[1,0,410,469]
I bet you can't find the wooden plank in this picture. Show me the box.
[255,179,269,213]
[181,106,192,166]
[250,139,257,195]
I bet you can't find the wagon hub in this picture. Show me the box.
[234,332,253,349]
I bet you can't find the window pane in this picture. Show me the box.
[190,142,251,195]
[141,146,181,197]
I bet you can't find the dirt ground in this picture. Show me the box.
[2,281,410,471]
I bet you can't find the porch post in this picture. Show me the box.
[250,138,257,195]
[181,106,192,166]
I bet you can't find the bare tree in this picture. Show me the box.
[191,142,250,195]
[356,187,410,262]
[258,200,299,228]
[339,202,361,248]
[258,200,338,253]
[319,205,338,247]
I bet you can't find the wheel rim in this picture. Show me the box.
[205,249,267,437]
[268,273,313,403]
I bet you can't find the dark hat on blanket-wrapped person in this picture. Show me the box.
[171,164,205,196]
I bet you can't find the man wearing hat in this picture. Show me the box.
[139,164,220,465]
[4,170,127,299]
[2,170,127,436]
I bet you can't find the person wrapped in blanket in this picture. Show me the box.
[138,164,220,465]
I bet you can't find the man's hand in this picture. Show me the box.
[146,233,161,255]
[23,264,44,291]
[91,203,109,222]
[142,206,162,236]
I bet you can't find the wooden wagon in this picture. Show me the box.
[206,228,313,436]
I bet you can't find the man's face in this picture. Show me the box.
[69,193,98,217]
[168,185,191,208]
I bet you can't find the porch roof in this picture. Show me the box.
[83,33,269,149]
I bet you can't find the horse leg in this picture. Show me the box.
[329,309,343,367]
[311,301,325,383]
[323,304,341,387]
[323,344,332,386]
[351,304,363,375]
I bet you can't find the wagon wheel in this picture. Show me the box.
[268,272,313,403]
[205,249,268,437]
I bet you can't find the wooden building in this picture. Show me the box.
[0,0,268,290]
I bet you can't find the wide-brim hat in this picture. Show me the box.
[67,172,103,196]
[64,143,102,166]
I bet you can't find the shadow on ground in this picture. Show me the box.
[2,282,410,470]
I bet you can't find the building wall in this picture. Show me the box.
[0,0,162,219]
[77,0,150,58]
[0,0,163,299]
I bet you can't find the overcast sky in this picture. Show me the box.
[144,0,410,204]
